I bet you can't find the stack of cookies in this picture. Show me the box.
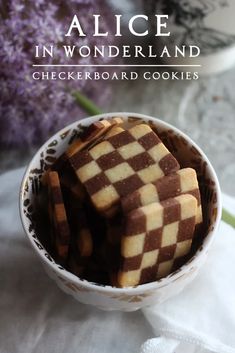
[43,118,203,287]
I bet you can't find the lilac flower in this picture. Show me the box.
[0,0,117,148]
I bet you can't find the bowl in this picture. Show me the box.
[19,113,221,311]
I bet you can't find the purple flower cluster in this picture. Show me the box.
[0,0,116,147]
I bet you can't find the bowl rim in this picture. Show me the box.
[19,112,222,294]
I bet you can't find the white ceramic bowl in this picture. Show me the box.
[19,113,221,311]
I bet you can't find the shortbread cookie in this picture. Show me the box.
[60,171,86,201]
[122,168,202,224]
[69,226,93,277]
[47,171,70,264]
[106,216,123,285]
[105,125,125,138]
[118,194,197,287]
[63,186,93,277]
[66,117,124,158]
[42,117,123,185]
[70,124,180,217]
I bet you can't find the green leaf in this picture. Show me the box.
[72,91,102,116]
[222,208,235,228]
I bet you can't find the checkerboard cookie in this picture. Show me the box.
[66,117,124,159]
[106,216,123,285]
[73,207,92,252]
[68,225,93,277]
[47,171,70,264]
[118,194,197,287]
[122,168,202,224]
[42,117,123,186]
[71,201,108,282]
[61,185,93,277]
[69,124,180,217]
[60,171,86,202]
[105,125,125,138]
